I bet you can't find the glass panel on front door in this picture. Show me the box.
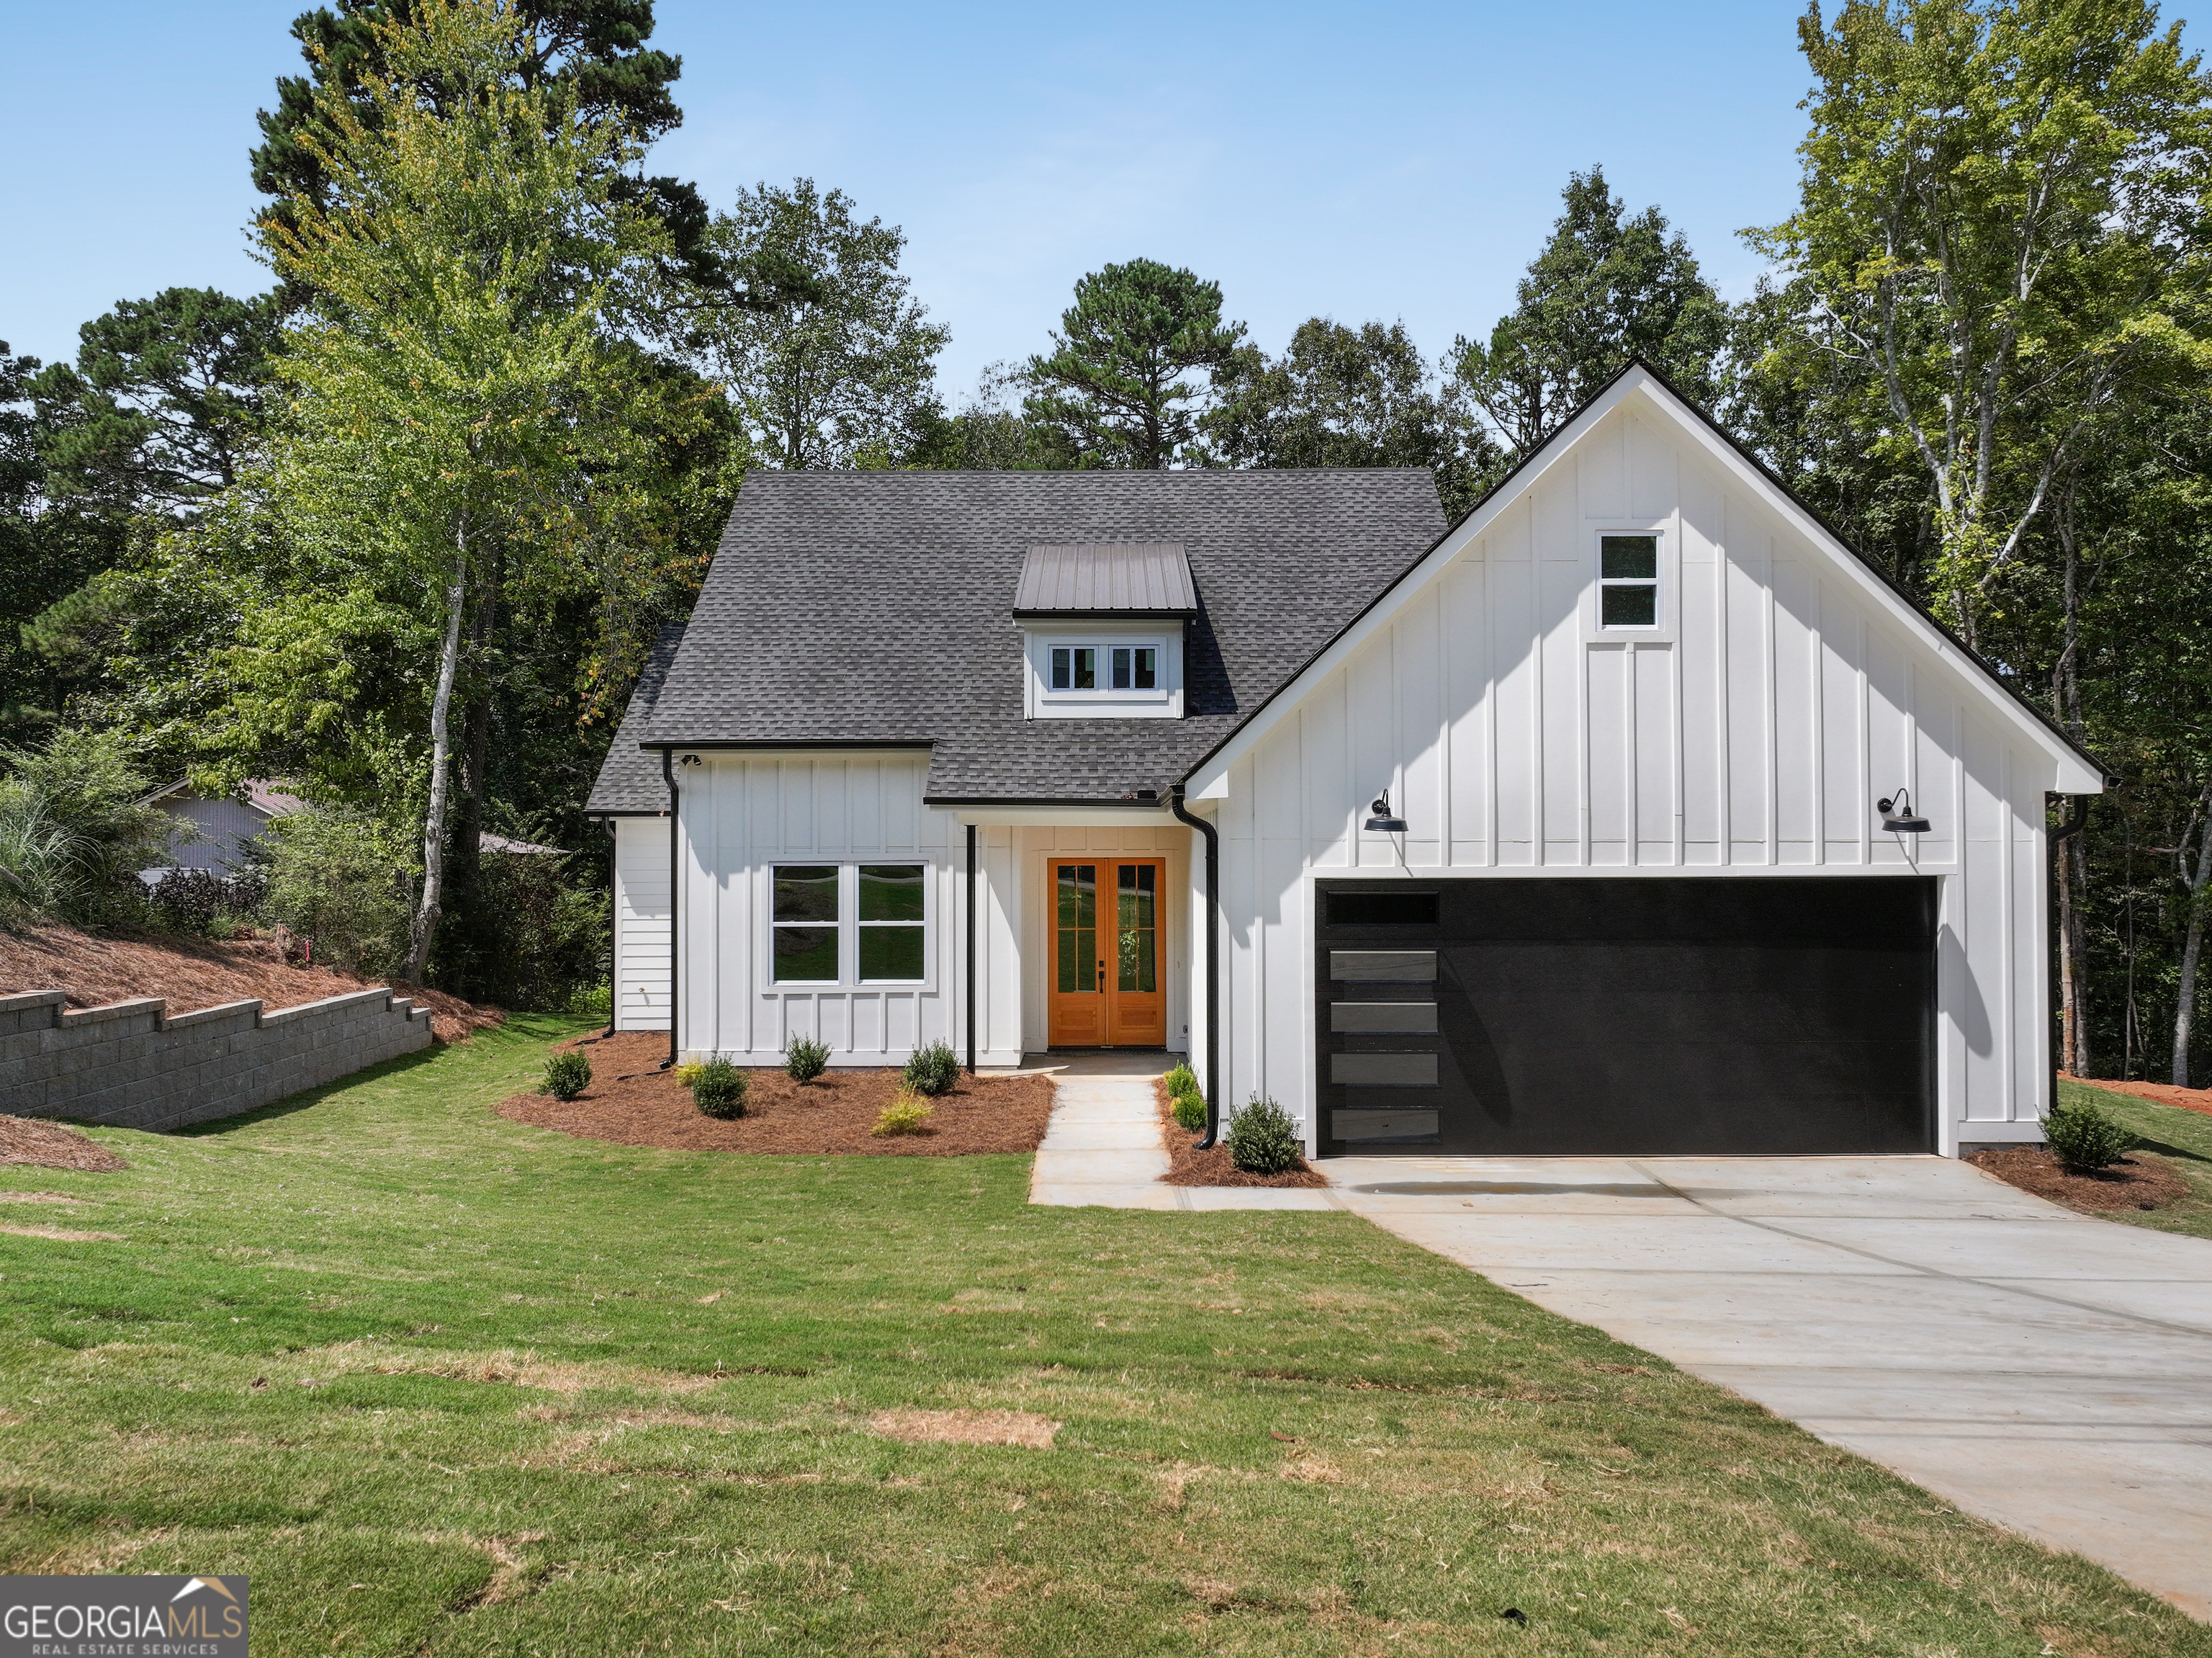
[1117,864,1156,992]
[1056,865,1097,992]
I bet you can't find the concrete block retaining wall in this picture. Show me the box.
[1,985,434,1132]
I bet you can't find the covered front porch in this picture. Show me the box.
[961,807,1199,1067]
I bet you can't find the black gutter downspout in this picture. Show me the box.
[587,818,616,1041]
[660,749,678,1070]
[2048,792,2091,1124]
[966,823,978,1075]
[1168,784,1220,1149]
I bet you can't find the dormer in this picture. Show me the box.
[1013,542,1193,720]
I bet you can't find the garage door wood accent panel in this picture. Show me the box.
[1315,877,1936,1156]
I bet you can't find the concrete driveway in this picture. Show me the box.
[1326,1156,2212,1621]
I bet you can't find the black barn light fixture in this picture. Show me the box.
[1877,788,1930,834]
[1364,789,1408,834]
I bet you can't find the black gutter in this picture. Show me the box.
[660,748,678,1071]
[2048,793,2092,1129]
[966,823,978,1075]
[1168,784,1220,1149]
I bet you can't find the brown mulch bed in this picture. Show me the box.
[0,1115,128,1173]
[2063,1074,2212,1120]
[495,1031,1056,1155]
[1967,1146,2190,1213]
[1154,1076,1327,1188]
[0,923,499,1042]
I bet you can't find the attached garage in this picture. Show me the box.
[1316,877,1936,1156]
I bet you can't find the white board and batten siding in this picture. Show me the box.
[613,816,673,1031]
[666,758,1197,1066]
[1190,379,2102,1157]
[675,753,963,1065]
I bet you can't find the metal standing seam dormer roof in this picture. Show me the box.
[1012,542,1198,618]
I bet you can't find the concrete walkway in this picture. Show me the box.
[1324,1155,2212,1621]
[1025,1052,1336,1211]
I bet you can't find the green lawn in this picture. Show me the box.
[2060,1076,2212,1241]
[2,1023,2203,1657]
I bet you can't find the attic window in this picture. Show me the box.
[1599,534,1660,628]
[1052,645,1156,691]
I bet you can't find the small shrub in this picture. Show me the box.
[541,1051,592,1101]
[2046,1095,2134,1173]
[1225,1094,1302,1175]
[872,1089,935,1137]
[785,1034,831,1084]
[690,1057,747,1119]
[1164,1062,1198,1098]
[903,1039,960,1097]
[568,982,613,1022]
[1172,1089,1207,1132]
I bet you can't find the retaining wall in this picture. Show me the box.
[1,985,434,1132]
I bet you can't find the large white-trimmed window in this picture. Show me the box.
[768,862,930,985]
[1598,533,1661,629]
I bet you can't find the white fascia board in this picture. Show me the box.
[1183,372,1650,800]
[1624,377,2105,794]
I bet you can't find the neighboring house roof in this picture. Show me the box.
[139,779,306,820]
[585,622,689,815]
[1012,542,1197,617]
[480,833,567,856]
[633,470,1447,802]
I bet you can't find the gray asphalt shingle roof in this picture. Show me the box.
[620,469,1447,803]
[584,622,686,815]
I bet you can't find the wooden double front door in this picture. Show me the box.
[1047,859,1166,1047]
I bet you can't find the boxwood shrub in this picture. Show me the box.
[1226,1095,1301,1175]
[690,1057,747,1119]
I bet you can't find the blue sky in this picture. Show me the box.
[4,0,1825,395]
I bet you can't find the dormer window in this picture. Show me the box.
[1015,542,1194,720]
[1052,645,1158,691]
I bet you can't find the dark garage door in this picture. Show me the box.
[1315,877,1935,1156]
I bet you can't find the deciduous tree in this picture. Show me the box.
[256,0,662,982]
[1747,0,2212,647]
[688,180,948,470]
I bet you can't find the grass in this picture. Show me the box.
[2059,1076,2212,1240]
[0,1020,2203,1657]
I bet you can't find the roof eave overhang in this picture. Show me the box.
[1181,364,2108,801]
[637,739,936,753]
[1010,609,1195,622]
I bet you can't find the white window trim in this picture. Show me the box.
[1582,524,1678,644]
[1022,623,1184,719]
[761,861,934,990]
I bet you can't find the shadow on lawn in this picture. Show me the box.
[175,1041,454,1137]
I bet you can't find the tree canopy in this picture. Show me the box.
[1025,259,1245,469]
[1451,166,1727,462]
